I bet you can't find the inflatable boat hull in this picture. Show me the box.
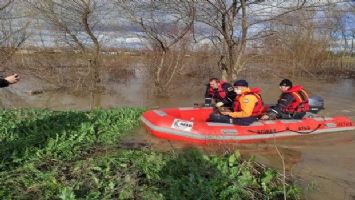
[141,107,355,144]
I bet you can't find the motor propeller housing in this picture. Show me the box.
[309,96,325,114]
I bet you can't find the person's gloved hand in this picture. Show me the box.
[215,102,224,108]
[266,112,278,120]
[260,114,270,120]
[260,111,279,120]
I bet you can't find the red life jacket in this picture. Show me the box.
[208,80,226,99]
[233,87,266,117]
[283,85,310,113]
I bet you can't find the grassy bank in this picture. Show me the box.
[0,108,300,199]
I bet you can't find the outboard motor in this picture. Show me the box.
[308,96,324,114]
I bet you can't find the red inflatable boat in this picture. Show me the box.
[141,107,355,144]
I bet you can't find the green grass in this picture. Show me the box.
[0,108,301,199]
[0,108,144,168]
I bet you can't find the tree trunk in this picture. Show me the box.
[227,45,235,81]
[154,51,166,96]
[82,7,101,84]
[81,4,101,109]
[232,0,248,80]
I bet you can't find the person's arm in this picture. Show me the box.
[221,83,236,106]
[269,93,294,116]
[223,95,257,118]
[1,74,20,88]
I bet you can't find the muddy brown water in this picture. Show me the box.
[1,72,355,199]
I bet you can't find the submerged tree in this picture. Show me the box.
[115,0,195,96]
[26,0,107,108]
[0,0,30,69]
[193,0,345,80]
[328,1,355,54]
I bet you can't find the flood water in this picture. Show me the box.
[1,70,355,199]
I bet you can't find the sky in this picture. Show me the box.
[2,0,354,51]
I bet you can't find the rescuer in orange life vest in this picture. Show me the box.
[204,78,236,108]
[260,79,310,120]
[207,79,266,126]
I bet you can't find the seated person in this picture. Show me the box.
[207,79,265,126]
[261,79,309,120]
[204,78,236,108]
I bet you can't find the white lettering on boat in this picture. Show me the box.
[171,119,193,131]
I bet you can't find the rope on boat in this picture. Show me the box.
[248,123,322,135]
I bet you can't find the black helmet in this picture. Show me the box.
[279,79,292,87]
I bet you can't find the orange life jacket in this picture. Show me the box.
[208,80,226,99]
[283,85,310,113]
[233,87,266,117]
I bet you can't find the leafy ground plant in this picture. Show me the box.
[0,108,301,199]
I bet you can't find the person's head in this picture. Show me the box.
[279,79,292,92]
[233,79,249,95]
[209,78,220,89]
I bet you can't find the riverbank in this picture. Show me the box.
[0,108,300,199]
[4,53,355,95]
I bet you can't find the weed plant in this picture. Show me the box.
[0,108,300,199]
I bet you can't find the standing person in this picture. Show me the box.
[207,79,265,126]
[204,78,236,108]
[260,79,309,120]
[0,74,20,88]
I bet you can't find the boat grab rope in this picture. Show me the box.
[248,123,322,135]
[248,114,327,134]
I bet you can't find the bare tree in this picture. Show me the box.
[0,0,30,69]
[194,0,334,80]
[27,0,105,83]
[328,1,355,54]
[195,0,247,81]
[26,0,108,108]
[115,0,195,96]
[0,0,13,11]
[259,1,354,77]
[263,9,332,77]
